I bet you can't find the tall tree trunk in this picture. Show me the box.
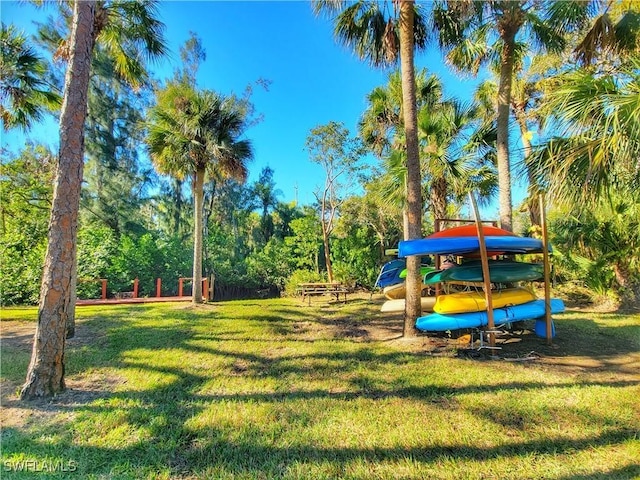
[496,27,517,232]
[402,206,409,241]
[173,178,183,237]
[322,224,334,283]
[192,166,204,303]
[514,109,541,228]
[21,0,96,400]
[399,0,422,337]
[613,261,640,308]
[430,176,448,222]
[66,257,77,339]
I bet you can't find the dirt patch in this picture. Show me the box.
[1,374,124,430]
[1,321,37,350]
[1,321,125,431]
[314,294,640,382]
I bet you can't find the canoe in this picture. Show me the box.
[375,259,406,288]
[430,225,512,238]
[380,296,437,313]
[375,260,434,288]
[383,281,431,300]
[399,235,546,257]
[415,298,565,332]
[424,261,544,284]
[383,282,407,299]
[433,287,536,314]
[399,266,435,279]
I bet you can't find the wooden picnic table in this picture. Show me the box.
[296,282,349,305]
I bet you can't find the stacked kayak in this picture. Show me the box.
[383,264,435,299]
[424,260,544,284]
[375,258,436,312]
[380,296,437,313]
[400,235,546,257]
[383,282,410,300]
[375,259,434,288]
[399,224,562,333]
[416,298,565,332]
[375,259,407,288]
[428,224,512,238]
[433,287,536,314]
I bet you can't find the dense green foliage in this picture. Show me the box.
[0,147,394,304]
[2,2,639,308]
[0,145,53,304]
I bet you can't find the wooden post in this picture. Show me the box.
[469,192,496,352]
[202,278,208,302]
[156,278,162,298]
[133,278,139,298]
[101,279,107,300]
[434,219,442,297]
[210,273,215,301]
[539,193,553,345]
[178,277,184,297]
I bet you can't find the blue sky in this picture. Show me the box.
[2,1,515,216]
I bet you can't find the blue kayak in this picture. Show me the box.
[375,259,434,288]
[415,298,565,332]
[375,259,406,288]
[399,235,546,257]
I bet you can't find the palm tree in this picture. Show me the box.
[431,0,587,232]
[360,69,496,229]
[20,0,167,400]
[526,0,640,302]
[418,95,486,222]
[359,70,414,236]
[474,52,563,229]
[531,57,639,205]
[530,54,639,301]
[147,84,253,304]
[573,3,640,67]
[314,0,428,335]
[550,194,640,308]
[251,166,283,245]
[0,23,60,131]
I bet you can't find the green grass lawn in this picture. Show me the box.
[1,297,639,479]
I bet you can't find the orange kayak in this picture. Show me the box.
[430,224,511,238]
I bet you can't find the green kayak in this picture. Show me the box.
[423,261,543,284]
[399,266,435,279]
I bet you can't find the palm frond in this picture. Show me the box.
[98,0,168,88]
[446,36,490,75]
[311,0,348,17]
[317,0,427,67]
[525,11,566,54]
[0,23,61,131]
[146,83,253,186]
[545,0,594,35]
[574,12,616,65]
[614,9,640,54]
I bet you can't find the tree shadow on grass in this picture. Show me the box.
[556,465,640,480]
[2,301,639,478]
[2,413,637,479]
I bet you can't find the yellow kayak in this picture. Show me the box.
[433,287,536,314]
